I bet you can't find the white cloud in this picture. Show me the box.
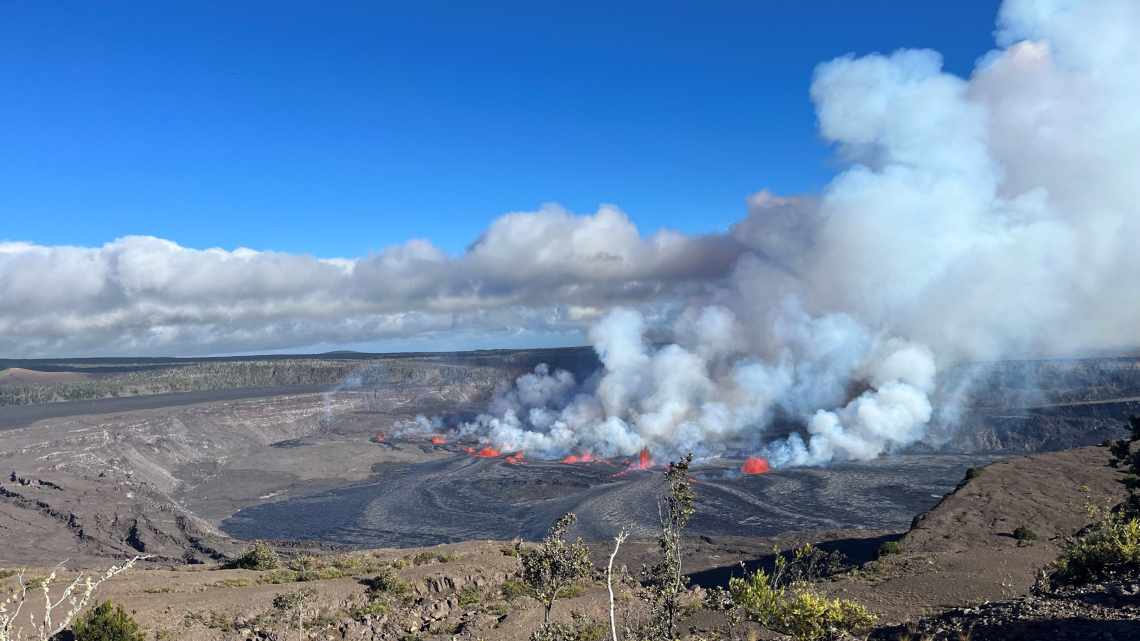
[0,205,738,356]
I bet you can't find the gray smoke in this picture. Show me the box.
[458,0,1140,466]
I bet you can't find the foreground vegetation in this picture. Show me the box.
[6,418,1140,640]
[1049,415,1140,587]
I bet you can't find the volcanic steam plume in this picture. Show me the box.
[449,0,1140,467]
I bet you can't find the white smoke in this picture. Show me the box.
[458,0,1140,466]
[459,305,934,466]
[394,414,444,436]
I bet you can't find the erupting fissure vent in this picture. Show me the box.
[741,456,770,475]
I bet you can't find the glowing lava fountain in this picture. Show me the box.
[741,456,770,475]
[636,447,652,470]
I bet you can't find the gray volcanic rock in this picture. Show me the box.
[872,579,1140,641]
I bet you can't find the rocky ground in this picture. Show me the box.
[872,579,1140,641]
[2,446,1136,640]
[0,389,490,566]
[821,447,1128,621]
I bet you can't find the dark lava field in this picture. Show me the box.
[220,449,997,547]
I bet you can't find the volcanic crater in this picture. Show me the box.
[0,349,1136,567]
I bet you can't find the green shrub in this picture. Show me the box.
[276,556,350,582]
[728,568,783,627]
[260,552,390,583]
[457,585,482,608]
[500,578,531,601]
[181,609,236,631]
[361,566,411,599]
[287,554,319,572]
[226,541,280,570]
[964,467,980,481]
[778,589,877,641]
[330,553,389,573]
[259,569,301,584]
[729,568,876,641]
[877,540,902,557]
[408,550,458,566]
[557,584,585,599]
[1052,515,1140,585]
[772,543,848,584]
[528,611,606,641]
[72,601,145,641]
[348,599,390,620]
[1013,525,1038,542]
[209,578,251,589]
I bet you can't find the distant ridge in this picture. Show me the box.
[0,345,596,374]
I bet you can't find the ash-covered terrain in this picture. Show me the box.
[1,349,1137,567]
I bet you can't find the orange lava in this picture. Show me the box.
[561,452,594,464]
[430,435,447,445]
[741,456,770,475]
[609,447,655,478]
[505,452,525,465]
[475,446,501,458]
[637,447,652,470]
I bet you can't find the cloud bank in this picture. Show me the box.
[0,205,739,356]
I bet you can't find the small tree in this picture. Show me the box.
[647,453,695,639]
[0,556,145,641]
[71,601,144,641]
[606,527,630,641]
[517,513,593,625]
[272,587,317,641]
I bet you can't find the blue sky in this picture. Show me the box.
[1,1,1000,258]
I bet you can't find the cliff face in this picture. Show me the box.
[920,357,1140,455]
[934,408,1138,453]
[0,356,520,407]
